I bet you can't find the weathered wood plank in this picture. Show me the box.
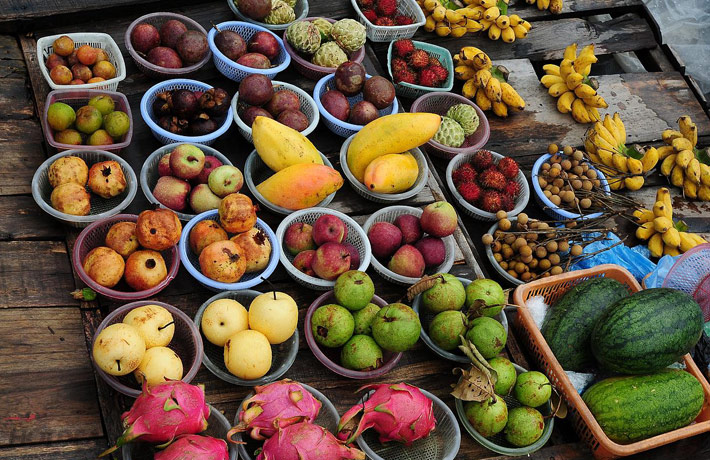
[0,241,78,308]
[510,0,642,19]
[0,77,34,120]
[0,308,103,445]
[0,439,107,460]
[0,195,65,241]
[0,120,48,196]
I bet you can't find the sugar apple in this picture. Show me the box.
[331,18,366,53]
[284,0,297,7]
[433,116,465,148]
[446,104,479,136]
[286,21,321,54]
[312,17,333,42]
[264,0,295,25]
[311,42,348,68]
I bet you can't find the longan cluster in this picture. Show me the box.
[537,144,602,212]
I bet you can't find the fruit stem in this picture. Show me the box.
[158,321,175,331]
[260,276,278,300]
[210,21,221,32]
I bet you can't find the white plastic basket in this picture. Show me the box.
[351,0,425,42]
[231,81,319,143]
[275,207,372,290]
[363,205,456,285]
[37,32,126,91]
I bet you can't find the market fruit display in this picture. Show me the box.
[152,87,230,136]
[455,47,525,117]
[356,0,417,26]
[540,277,629,371]
[337,383,436,445]
[634,187,707,257]
[45,36,117,85]
[541,43,605,124]
[213,24,280,68]
[131,17,208,68]
[47,97,129,146]
[154,434,229,460]
[524,0,562,13]
[657,115,710,200]
[234,0,297,25]
[237,75,311,132]
[390,39,450,88]
[582,369,705,443]
[286,18,365,68]
[257,421,366,460]
[583,113,658,191]
[451,150,522,212]
[590,288,703,374]
[285,215,355,280]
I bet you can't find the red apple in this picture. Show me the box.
[153,176,191,212]
[394,214,422,244]
[420,201,457,237]
[367,221,402,259]
[196,156,223,184]
[189,183,222,213]
[312,214,347,246]
[414,236,446,267]
[293,249,316,276]
[158,153,172,177]
[311,242,351,280]
[169,144,205,180]
[342,242,360,269]
[388,245,425,278]
[283,222,316,255]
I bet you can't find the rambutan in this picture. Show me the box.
[395,15,414,25]
[375,17,395,26]
[479,190,503,213]
[428,56,442,67]
[497,156,520,179]
[392,39,415,58]
[362,8,378,23]
[428,65,449,85]
[359,0,375,8]
[393,67,417,84]
[452,163,477,185]
[418,67,439,87]
[391,57,409,75]
[458,182,481,203]
[504,180,521,198]
[471,149,494,171]
[501,195,515,212]
[408,49,429,69]
[479,168,507,191]
[375,0,397,17]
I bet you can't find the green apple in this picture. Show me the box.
[465,279,505,317]
[334,270,374,311]
[93,323,146,376]
[420,273,466,313]
[311,304,354,348]
[134,346,183,385]
[248,291,299,345]
[123,304,175,348]
[201,298,249,347]
[371,303,421,352]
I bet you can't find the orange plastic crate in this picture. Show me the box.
[512,264,710,459]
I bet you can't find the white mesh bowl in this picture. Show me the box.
[446,150,529,221]
[275,207,372,290]
[485,220,523,286]
[339,134,428,203]
[363,206,456,285]
[231,81,319,144]
[350,0,426,42]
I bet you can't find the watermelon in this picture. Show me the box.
[582,369,704,443]
[591,288,703,374]
[540,277,630,371]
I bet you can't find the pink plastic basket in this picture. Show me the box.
[282,17,366,81]
[664,243,710,321]
[43,89,132,153]
[73,214,180,301]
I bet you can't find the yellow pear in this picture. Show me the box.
[224,330,272,379]
[248,291,298,344]
[201,298,249,347]
[134,346,183,385]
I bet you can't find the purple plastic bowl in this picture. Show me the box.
[282,17,366,81]
[91,300,204,398]
[44,89,133,153]
[73,214,180,301]
[410,92,490,159]
[304,291,402,379]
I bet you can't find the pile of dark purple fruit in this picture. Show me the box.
[153,87,230,136]
[130,18,209,69]
[320,61,395,126]
[213,24,281,69]
[238,74,309,132]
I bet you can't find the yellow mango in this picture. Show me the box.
[363,153,419,194]
[256,164,343,210]
[252,116,322,172]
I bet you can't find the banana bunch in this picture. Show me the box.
[540,43,607,123]
[634,187,707,257]
[657,115,710,201]
[454,46,525,117]
[584,113,658,191]
[418,0,531,41]
[525,0,562,13]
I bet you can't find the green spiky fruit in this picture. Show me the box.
[311,42,348,68]
[312,18,333,41]
[264,0,295,25]
[433,116,465,148]
[446,104,479,136]
[286,21,321,54]
[331,18,366,53]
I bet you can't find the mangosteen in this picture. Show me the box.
[169,89,199,119]
[189,114,218,136]
[152,91,172,116]
[242,106,273,127]
[199,88,230,116]
[158,115,188,134]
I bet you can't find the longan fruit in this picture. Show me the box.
[551,266,563,275]
[548,168,560,178]
[517,213,529,225]
[571,160,580,168]
[535,246,548,258]
[519,245,533,257]
[492,241,502,252]
[548,144,559,155]
[562,191,576,203]
[551,162,562,170]
[586,169,598,180]
[561,159,572,170]
[566,221,577,228]
[513,237,527,250]
[541,162,551,171]
[552,178,564,188]
[558,240,570,252]
[494,252,503,262]
[551,154,562,164]
[582,180,594,191]
[537,222,550,230]
[482,233,494,245]
[507,269,519,279]
[539,259,551,270]
[525,232,539,242]
[543,190,552,198]
[499,218,512,231]
[494,230,503,238]
[548,253,561,265]
[542,272,551,278]
[571,244,583,256]
[504,234,516,245]
[563,145,574,156]
[521,272,533,282]
[496,210,507,220]
[538,177,548,188]
[515,262,527,274]
[582,163,590,172]
[502,247,514,259]
[529,258,539,269]
[573,165,584,175]
[572,150,584,161]
[571,179,583,190]
[593,179,601,188]
[550,195,562,206]
[521,254,533,264]
[549,186,560,195]
[500,261,508,270]
[580,198,592,209]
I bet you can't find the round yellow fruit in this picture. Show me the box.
[123,304,175,348]
[201,298,249,347]
[93,323,146,376]
[224,330,272,379]
[134,346,183,385]
[248,292,298,345]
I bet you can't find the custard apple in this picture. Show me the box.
[284,0,297,7]
[286,21,321,54]
[311,42,348,68]
[264,0,295,25]
[446,104,479,136]
[331,18,366,53]
[312,17,333,41]
[433,116,465,147]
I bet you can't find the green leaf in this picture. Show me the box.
[674,220,689,232]
[490,66,507,83]
[496,0,508,15]
[696,147,710,166]
[82,288,97,301]
[622,145,644,160]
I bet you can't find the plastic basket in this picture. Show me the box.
[43,89,132,153]
[193,290,298,386]
[446,150,529,221]
[455,363,554,456]
[512,264,710,459]
[37,32,126,91]
[73,214,180,300]
[339,134,427,203]
[387,41,453,99]
[91,300,203,398]
[124,12,211,80]
[227,0,309,31]
[275,207,372,290]
[354,387,461,460]
[363,206,455,285]
[314,73,399,138]
[410,92,490,159]
[232,81,319,143]
[208,21,290,83]
[233,382,340,460]
[140,79,233,146]
[283,17,366,81]
[244,149,335,215]
[531,153,610,221]
[140,143,233,221]
[663,243,710,321]
[304,291,402,379]
[32,149,138,228]
[179,210,280,291]
[351,0,425,42]
[412,277,508,363]
[485,220,524,286]
[123,404,237,460]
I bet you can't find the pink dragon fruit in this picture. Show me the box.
[256,422,365,460]
[227,379,322,441]
[337,383,436,446]
[99,381,210,457]
[154,434,228,460]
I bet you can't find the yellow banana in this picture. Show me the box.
[592,130,618,153]
[424,15,436,32]
[548,82,569,97]
[612,153,629,173]
[574,83,597,99]
[563,43,578,61]
[684,179,698,199]
[488,23,502,40]
[541,74,565,88]
[550,0,563,13]
[627,157,643,175]
[472,52,492,70]
[501,82,525,110]
[662,227,681,249]
[613,113,626,144]
[635,208,656,223]
[450,23,468,38]
[583,94,608,108]
[636,222,656,240]
[648,233,664,257]
[520,20,532,31]
[512,24,528,39]
[679,232,697,252]
[687,158,701,184]
[480,19,493,30]
[573,44,597,74]
[664,244,680,257]
[479,0,496,9]
[699,185,710,201]
[461,7,484,19]
[453,53,462,66]
[602,114,621,144]
[435,21,451,36]
[460,47,490,69]
[455,65,477,81]
[656,186,672,208]
[466,19,483,32]
[476,87,492,111]
[641,147,659,172]
[662,129,683,145]
[566,72,584,90]
[597,148,614,167]
[485,76,502,102]
[462,78,478,99]
[653,201,670,219]
[509,14,522,26]
[585,136,598,155]
[671,165,685,187]
[672,137,694,152]
[483,6,500,20]
[700,163,710,186]
[536,0,550,9]
[557,91,576,114]
[560,59,574,82]
[678,116,697,147]
[423,0,438,10]
[675,149,693,168]
[543,64,560,76]
[571,98,590,123]
[492,100,508,117]
[653,216,673,233]
[587,106,600,122]
[661,154,677,176]
[474,68,492,88]
[588,151,602,164]
[657,145,675,160]
[690,232,708,245]
[446,9,464,22]
[594,122,618,148]
[432,6,446,21]
[501,26,515,43]
[495,14,509,28]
